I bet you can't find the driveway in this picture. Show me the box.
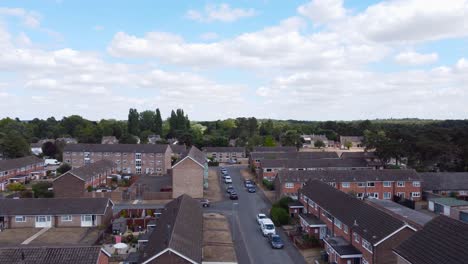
[206,165,306,264]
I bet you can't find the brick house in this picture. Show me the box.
[141,195,202,264]
[393,216,468,264]
[0,156,45,190]
[203,147,246,163]
[340,136,364,148]
[0,198,113,229]
[341,152,383,168]
[252,146,297,153]
[53,160,117,198]
[275,169,422,201]
[420,172,468,198]
[299,180,416,264]
[260,158,373,182]
[301,134,335,148]
[101,136,118,144]
[63,144,172,175]
[0,246,110,264]
[250,151,339,169]
[171,146,207,199]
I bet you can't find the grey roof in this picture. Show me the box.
[203,147,245,153]
[251,151,339,160]
[341,152,378,159]
[169,144,187,154]
[252,146,297,153]
[301,134,328,141]
[366,199,433,227]
[177,146,206,167]
[0,198,111,216]
[300,180,408,245]
[261,158,369,169]
[30,143,42,148]
[299,213,325,226]
[420,172,468,191]
[0,156,43,172]
[0,246,104,264]
[429,197,468,207]
[340,136,364,143]
[394,216,468,264]
[142,195,203,263]
[64,144,169,153]
[132,175,172,192]
[324,236,362,257]
[277,169,421,183]
[58,160,116,182]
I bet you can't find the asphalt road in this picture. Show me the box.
[206,165,306,264]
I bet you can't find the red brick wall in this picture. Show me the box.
[97,251,109,264]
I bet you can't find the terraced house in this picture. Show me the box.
[63,144,172,175]
[299,180,416,264]
[275,169,422,201]
[250,151,339,168]
[0,198,113,229]
[0,156,45,189]
[203,147,246,163]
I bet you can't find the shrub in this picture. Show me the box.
[32,182,54,198]
[262,179,274,190]
[208,160,219,166]
[86,185,93,192]
[276,196,294,210]
[56,163,72,174]
[270,206,289,226]
[7,182,25,192]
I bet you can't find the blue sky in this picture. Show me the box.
[0,0,467,121]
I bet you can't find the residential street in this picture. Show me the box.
[205,165,306,264]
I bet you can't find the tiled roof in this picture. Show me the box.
[141,195,203,264]
[341,152,378,159]
[394,216,468,264]
[169,144,187,154]
[324,236,362,256]
[0,198,111,216]
[203,147,245,153]
[429,197,468,207]
[366,199,433,227]
[251,151,339,160]
[261,158,369,169]
[0,246,104,264]
[64,144,169,153]
[58,160,116,182]
[176,146,206,167]
[420,172,468,191]
[340,136,364,143]
[252,146,297,152]
[277,169,421,183]
[0,156,43,172]
[300,180,408,245]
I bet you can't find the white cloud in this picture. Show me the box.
[298,0,346,24]
[200,32,219,41]
[394,51,438,66]
[186,3,256,23]
[0,7,41,28]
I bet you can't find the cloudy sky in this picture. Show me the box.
[0,0,467,121]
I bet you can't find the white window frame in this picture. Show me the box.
[285,182,294,189]
[15,216,26,222]
[362,239,373,253]
[397,181,405,187]
[383,181,391,187]
[413,181,420,187]
[343,225,348,234]
[411,192,420,198]
[334,219,342,229]
[342,182,350,188]
[367,182,375,187]
[353,232,360,243]
[357,182,365,188]
[383,192,391,199]
[61,215,72,222]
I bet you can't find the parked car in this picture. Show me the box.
[45,159,60,166]
[222,174,230,179]
[224,176,232,184]
[200,198,210,207]
[260,219,276,237]
[226,186,235,194]
[247,187,256,193]
[268,234,284,249]
[256,213,267,224]
[229,192,238,200]
[245,183,255,189]
[244,180,253,187]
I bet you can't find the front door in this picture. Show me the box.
[319,226,327,239]
[35,216,52,228]
[81,215,93,227]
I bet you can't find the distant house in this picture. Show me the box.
[420,172,468,198]
[140,195,202,264]
[252,146,297,153]
[275,169,422,201]
[299,180,416,264]
[260,158,373,181]
[340,136,364,148]
[101,136,118,144]
[56,137,78,144]
[393,216,468,264]
[0,198,113,229]
[301,134,334,148]
[171,146,207,199]
[0,156,45,190]
[203,147,246,163]
[0,246,110,264]
[53,159,117,198]
[147,135,161,144]
[30,143,43,155]
[428,197,468,223]
[249,151,339,168]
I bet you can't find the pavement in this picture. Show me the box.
[205,165,306,264]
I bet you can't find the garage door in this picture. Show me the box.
[460,211,468,223]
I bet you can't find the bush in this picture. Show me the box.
[276,196,294,210]
[86,185,93,192]
[7,182,25,192]
[56,163,72,174]
[32,182,54,198]
[208,160,219,166]
[270,206,289,226]
[262,179,274,190]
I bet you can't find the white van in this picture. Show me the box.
[259,218,276,236]
[45,159,60,166]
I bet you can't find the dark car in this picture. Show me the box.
[199,199,210,207]
[226,186,235,194]
[247,187,256,193]
[229,192,239,200]
[245,183,254,189]
[268,234,284,249]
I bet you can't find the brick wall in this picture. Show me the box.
[172,158,204,199]
[375,228,415,264]
[53,173,85,198]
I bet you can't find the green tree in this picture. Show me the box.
[280,130,301,149]
[42,141,57,157]
[270,207,289,226]
[32,182,54,198]
[154,108,163,135]
[344,141,353,149]
[7,182,26,192]
[259,119,274,136]
[139,110,155,133]
[314,139,326,148]
[56,163,72,174]
[0,131,30,158]
[263,135,276,147]
[127,108,140,136]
